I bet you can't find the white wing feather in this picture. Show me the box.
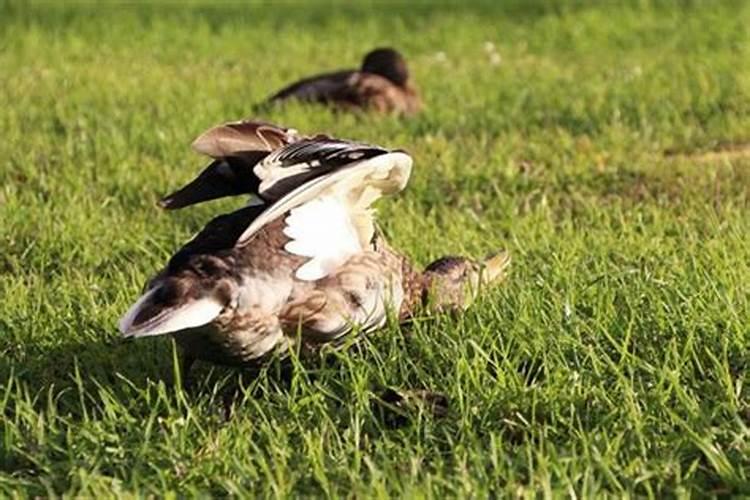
[237,151,412,247]
[236,150,412,282]
[118,288,223,338]
[282,197,363,281]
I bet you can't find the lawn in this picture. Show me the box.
[1,0,749,496]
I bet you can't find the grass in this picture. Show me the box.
[1,0,749,496]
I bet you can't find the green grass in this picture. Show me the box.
[2,0,749,496]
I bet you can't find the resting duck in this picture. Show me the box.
[120,132,508,375]
[264,47,422,116]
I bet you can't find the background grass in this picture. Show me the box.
[1,0,749,496]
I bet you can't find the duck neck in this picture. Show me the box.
[398,257,428,321]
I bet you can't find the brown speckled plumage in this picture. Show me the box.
[397,254,426,321]
[135,206,410,368]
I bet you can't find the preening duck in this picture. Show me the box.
[120,132,508,375]
[265,47,422,116]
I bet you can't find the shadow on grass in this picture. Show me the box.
[0,322,461,436]
[0,332,260,421]
[0,327,371,413]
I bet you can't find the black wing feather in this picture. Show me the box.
[256,137,390,200]
[265,137,387,169]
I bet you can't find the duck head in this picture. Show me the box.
[361,47,410,87]
[422,251,510,313]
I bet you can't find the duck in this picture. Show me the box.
[159,119,388,210]
[264,47,422,116]
[120,133,509,377]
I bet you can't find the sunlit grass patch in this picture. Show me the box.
[1,0,749,496]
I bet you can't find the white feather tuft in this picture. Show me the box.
[283,197,362,281]
[119,288,223,338]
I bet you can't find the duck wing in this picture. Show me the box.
[191,120,298,159]
[253,136,389,200]
[159,154,267,209]
[240,143,412,281]
[119,204,267,338]
[160,120,300,209]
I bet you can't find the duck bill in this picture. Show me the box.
[158,160,254,210]
[481,251,511,285]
